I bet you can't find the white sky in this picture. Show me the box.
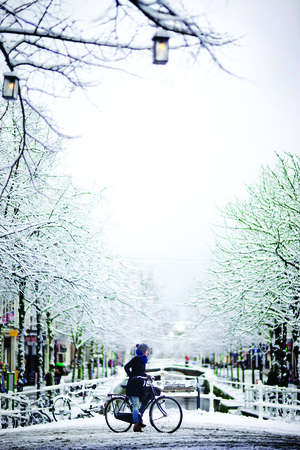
[57,0,300,303]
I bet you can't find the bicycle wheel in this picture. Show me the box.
[52,396,71,421]
[1,414,16,429]
[39,411,52,423]
[104,397,132,432]
[90,395,105,414]
[29,411,51,426]
[150,396,183,433]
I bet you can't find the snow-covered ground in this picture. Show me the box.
[1,409,299,449]
[1,361,299,449]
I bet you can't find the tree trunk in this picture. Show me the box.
[17,281,26,392]
[46,312,55,385]
[280,323,288,387]
[77,347,82,381]
[269,329,273,371]
[292,330,299,387]
[259,350,263,381]
[88,340,94,380]
[46,312,55,404]
[36,297,44,393]
[72,348,78,383]
[0,324,3,363]
[82,344,85,380]
[273,325,281,385]
[273,323,288,387]
[236,351,240,389]
[251,348,255,385]
[96,343,99,378]
[105,350,108,378]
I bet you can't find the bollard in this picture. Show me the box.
[275,385,279,418]
[110,377,114,393]
[257,380,263,420]
[8,395,12,428]
[82,380,85,401]
[60,378,65,395]
[208,379,215,413]
[196,377,201,410]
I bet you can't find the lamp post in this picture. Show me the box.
[2,72,20,100]
[152,29,170,65]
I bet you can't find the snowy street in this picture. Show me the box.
[1,411,299,450]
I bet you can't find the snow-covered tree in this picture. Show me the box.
[192,152,300,386]
[1,98,173,386]
[0,99,110,388]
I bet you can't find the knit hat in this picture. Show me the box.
[136,343,149,354]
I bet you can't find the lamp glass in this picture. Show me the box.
[154,39,169,64]
[2,75,19,100]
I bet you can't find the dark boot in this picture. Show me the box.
[133,423,142,432]
[139,420,146,428]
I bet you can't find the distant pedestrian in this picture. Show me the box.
[185,355,189,367]
[54,367,61,385]
[44,372,52,386]
[1,373,6,393]
[266,369,277,386]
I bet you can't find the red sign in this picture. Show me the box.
[25,336,37,342]
[1,311,14,323]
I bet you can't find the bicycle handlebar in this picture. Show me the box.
[132,375,155,382]
[86,384,97,390]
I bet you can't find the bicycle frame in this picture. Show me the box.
[54,386,104,417]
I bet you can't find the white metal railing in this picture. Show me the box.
[215,377,300,422]
[244,381,300,421]
[155,364,300,423]
[0,374,124,429]
[0,392,30,429]
[2,365,299,429]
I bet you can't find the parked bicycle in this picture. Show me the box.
[52,383,105,421]
[0,393,51,428]
[104,375,183,433]
[27,393,52,426]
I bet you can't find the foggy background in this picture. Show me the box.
[56,0,300,304]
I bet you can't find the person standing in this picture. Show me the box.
[124,343,150,432]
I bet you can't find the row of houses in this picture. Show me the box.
[0,307,124,389]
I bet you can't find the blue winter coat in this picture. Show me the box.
[124,356,146,398]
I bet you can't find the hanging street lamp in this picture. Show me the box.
[152,29,170,65]
[2,72,20,100]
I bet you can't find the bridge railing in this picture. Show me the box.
[244,381,300,420]
[152,365,300,422]
[214,377,300,421]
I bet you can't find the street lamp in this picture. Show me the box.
[2,72,20,100]
[152,29,170,65]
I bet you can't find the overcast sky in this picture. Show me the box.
[58,0,300,304]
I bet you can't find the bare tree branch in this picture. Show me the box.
[0,0,237,195]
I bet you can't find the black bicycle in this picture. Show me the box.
[104,375,183,433]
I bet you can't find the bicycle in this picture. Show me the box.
[104,375,183,433]
[27,393,52,426]
[52,383,105,421]
[0,393,52,428]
